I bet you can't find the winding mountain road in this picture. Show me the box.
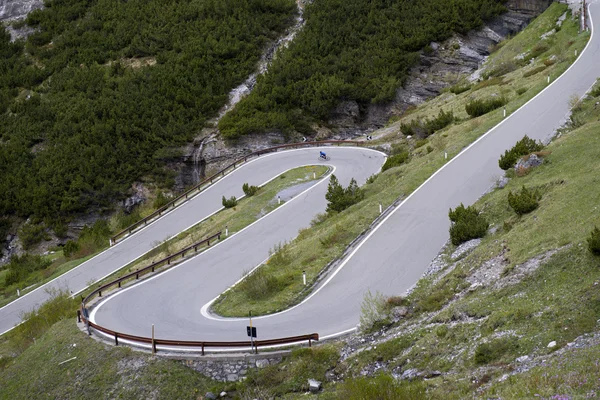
[2,1,600,345]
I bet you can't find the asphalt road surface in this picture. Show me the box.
[3,1,600,344]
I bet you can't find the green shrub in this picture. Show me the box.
[426,145,434,153]
[484,61,517,78]
[325,175,364,213]
[153,191,170,209]
[360,290,389,332]
[449,83,471,94]
[465,97,507,118]
[448,203,488,245]
[508,186,541,215]
[498,135,544,170]
[4,254,51,286]
[242,183,260,197]
[18,223,50,250]
[588,226,600,256]
[523,65,547,78]
[415,139,428,149]
[237,267,283,301]
[474,337,519,365]
[529,42,550,59]
[516,87,528,95]
[62,240,80,258]
[222,196,238,208]
[400,109,454,138]
[590,84,600,97]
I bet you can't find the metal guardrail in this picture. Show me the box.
[110,140,362,245]
[79,230,319,354]
[85,231,221,301]
[79,315,319,355]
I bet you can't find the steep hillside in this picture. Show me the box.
[0,0,296,224]
[1,4,599,399]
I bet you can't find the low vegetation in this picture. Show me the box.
[221,196,238,209]
[325,175,364,214]
[400,109,455,138]
[498,135,544,170]
[448,204,489,245]
[465,96,507,118]
[588,226,600,256]
[508,185,541,215]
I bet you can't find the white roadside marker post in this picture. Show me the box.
[225,225,228,237]
[278,196,281,205]
[303,271,306,286]
[379,203,383,214]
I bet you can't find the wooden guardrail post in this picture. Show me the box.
[152,324,156,355]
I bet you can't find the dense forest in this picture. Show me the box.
[0,0,296,224]
[218,0,506,138]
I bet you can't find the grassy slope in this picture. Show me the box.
[236,83,600,400]
[213,2,590,317]
[0,320,224,400]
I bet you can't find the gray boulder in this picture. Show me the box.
[308,379,322,393]
[514,153,543,171]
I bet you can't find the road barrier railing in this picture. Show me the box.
[79,312,319,355]
[86,231,221,300]
[79,229,320,354]
[110,140,362,245]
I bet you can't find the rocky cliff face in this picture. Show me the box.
[0,0,43,41]
[328,1,552,134]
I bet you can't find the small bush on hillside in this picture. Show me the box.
[415,139,428,149]
[590,84,600,97]
[449,84,471,94]
[523,65,547,78]
[19,222,50,250]
[360,290,389,332]
[484,61,518,78]
[366,174,378,184]
[4,254,51,286]
[516,87,528,95]
[465,97,507,118]
[448,203,489,246]
[474,337,519,365]
[325,175,364,213]
[62,240,80,258]
[529,42,550,59]
[588,227,600,256]
[222,196,238,208]
[242,183,260,197]
[237,267,283,301]
[508,186,541,215]
[498,135,544,170]
[400,109,454,138]
[153,191,170,209]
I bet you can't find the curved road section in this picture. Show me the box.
[91,2,600,343]
[0,147,384,334]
